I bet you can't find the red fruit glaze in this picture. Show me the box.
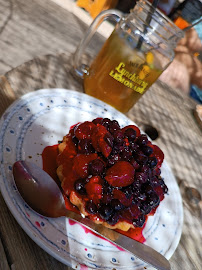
[42,145,59,184]
[57,135,77,164]
[105,161,135,187]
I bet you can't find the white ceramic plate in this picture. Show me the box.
[0,89,183,270]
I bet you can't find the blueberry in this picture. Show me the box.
[135,172,148,184]
[113,130,124,144]
[99,204,113,220]
[113,144,125,154]
[111,199,124,211]
[74,179,86,195]
[124,128,137,141]
[107,213,120,225]
[141,146,153,156]
[101,118,111,130]
[86,201,97,214]
[122,186,133,199]
[130,142,139,152]
[140,165,151,175]
[107,153,121,166]
[161,183,168,194]
[121,149,132,160]
[71,135,79,145]
[148,157,158,168]
[137,134,148,146]
[132,188,140,198]
[140,202,151,215]
[109,120,120,134]
[147,192,160,208]
[103,184,114,194]
[133,214,146,227]
[138,192,146,201]
[134,151,148,164]
[101,193,113,204]
[142,183,154,194]
[152,167,161,176]
[132,195,141,206]
[88,159,105,175]
[133,179,141,189]
[150,176,160,187]
[130,159,140,170]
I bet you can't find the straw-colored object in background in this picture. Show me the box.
[76,0,118,18]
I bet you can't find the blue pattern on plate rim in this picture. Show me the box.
[0,89,183,270]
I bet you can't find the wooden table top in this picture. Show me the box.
[0,1,201,270]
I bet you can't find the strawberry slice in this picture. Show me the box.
[105,161,135,187]
[74,121,96,140]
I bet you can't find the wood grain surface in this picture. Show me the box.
[0,0,201,270]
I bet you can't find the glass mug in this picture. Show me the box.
[73,0,184,113]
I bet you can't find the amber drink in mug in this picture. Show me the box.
[73,0,184,113]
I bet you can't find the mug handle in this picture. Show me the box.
[72,9,123,78]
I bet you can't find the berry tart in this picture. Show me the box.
[56,118,168,231]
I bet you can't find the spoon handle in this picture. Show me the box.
[65,210,170,270]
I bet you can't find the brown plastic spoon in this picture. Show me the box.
[12,160,171,270]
